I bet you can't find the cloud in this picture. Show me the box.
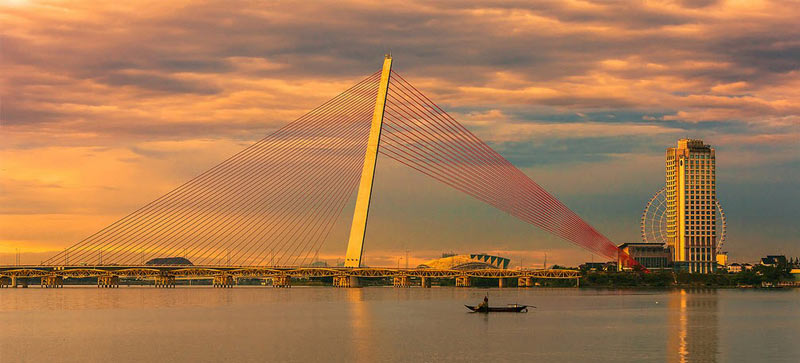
[98,72,223,95]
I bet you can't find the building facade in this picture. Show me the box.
[666,139,717,273]
[617,242,672,270]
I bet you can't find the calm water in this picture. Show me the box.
[1,287,798,362]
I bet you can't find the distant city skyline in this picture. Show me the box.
[2,0,798,266]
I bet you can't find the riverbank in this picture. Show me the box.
[578,265,797,288]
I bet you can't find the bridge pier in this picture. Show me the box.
[518,277,533,287]
[154,276,175,288]
[41,275,63,288]
[392,275,410,288]
[0,276,10,288]
[334,276,360,288]
[333,275,352,288]
[420,276,431,288]
[455,275,471,287]
[272,274,291,288]
[498,278,505,288]
[213,274,235,288]
[97,275,119,288]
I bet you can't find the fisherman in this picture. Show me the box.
[478,295,489,311]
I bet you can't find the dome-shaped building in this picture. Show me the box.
[418,253,510,270]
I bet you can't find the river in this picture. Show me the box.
[1,287,798,362]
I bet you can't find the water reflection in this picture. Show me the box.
[668,289,719,362]
[346,288,373,363]
[7,288,793,362]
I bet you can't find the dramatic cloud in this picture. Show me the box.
[1,0,798,265]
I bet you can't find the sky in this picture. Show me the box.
[1,0,798,267]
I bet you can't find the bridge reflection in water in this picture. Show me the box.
[668,289,718,363]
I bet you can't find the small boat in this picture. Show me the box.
[465,304,528,313]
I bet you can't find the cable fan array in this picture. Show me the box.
[44,67,636,268]
[43,72,381,266]
[379,71,638,267]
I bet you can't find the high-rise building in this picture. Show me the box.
[666,139,716,273]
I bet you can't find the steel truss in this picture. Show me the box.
[0,265,579,281]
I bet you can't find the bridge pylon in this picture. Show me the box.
[343,54,392,269]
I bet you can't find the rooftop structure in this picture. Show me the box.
[418,253,510,270]
[759,255,788,267]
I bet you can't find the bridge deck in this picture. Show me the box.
[0,265,579,279]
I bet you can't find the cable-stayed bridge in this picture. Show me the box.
[1,56,637,288]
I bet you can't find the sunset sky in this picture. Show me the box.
[2,0,798,266]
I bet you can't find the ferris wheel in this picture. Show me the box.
[641,187,727,251]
